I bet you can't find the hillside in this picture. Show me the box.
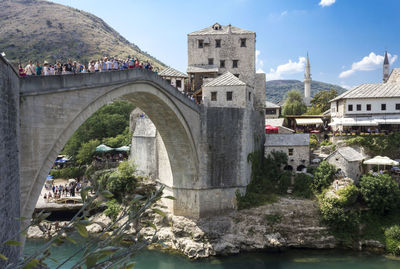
[266,80,347,103]
[0,0,165,69]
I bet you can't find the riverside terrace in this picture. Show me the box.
[0,53,265,262]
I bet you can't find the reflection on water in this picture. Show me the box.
[24,238,400,269]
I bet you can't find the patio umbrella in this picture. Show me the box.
[68,178,76,183]
[363,156,399,166]
[46,175,54,181]
[95,144,114,152]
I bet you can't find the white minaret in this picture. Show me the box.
[304,53,311,106]
[383,51,390,83]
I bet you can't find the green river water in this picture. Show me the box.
[24,238,400,269]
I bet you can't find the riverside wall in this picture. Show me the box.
[0,55,20,264]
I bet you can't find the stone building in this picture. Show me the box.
[265,100,280,118]
[159,67,188,92]
[187,23,256,91]
[264,133,310,172]
[330,52,400,132]
[325,146,368,181]
[202,71,253,108]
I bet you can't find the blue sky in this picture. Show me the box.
[51,0,400,89]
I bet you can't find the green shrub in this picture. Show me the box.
[310,136,318,150]
[235,190,277,210]
[359,174,400,215]
[104,199,121,222]
[277,171,292,194]
[76,139,100,164]
[49,166,86,179]
[384,225,400,255]
[104,161,137,203]
[293,173,314,198]
[320,139,332,146]
[337,184,359,206]
[312,161,336,193]
[319,196,359,232]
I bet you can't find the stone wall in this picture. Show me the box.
[265,145,310,171]
[0,55,20,265]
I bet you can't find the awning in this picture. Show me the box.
[95,144,113,152]
[329,118,380,127]
[295,118,323,125]
[375,118,400,125]
[115,146,130,152]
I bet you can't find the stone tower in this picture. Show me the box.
[304,53,311,106]
[383,51,390,83]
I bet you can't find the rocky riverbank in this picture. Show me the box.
[27,197,385,259]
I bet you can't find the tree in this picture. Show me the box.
[312,161,337,193]
[282,90,307,116]
[76,139,100,164]
[310,89,337,113]
[359,173,400,215]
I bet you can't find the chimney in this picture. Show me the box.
[228,24,232,34]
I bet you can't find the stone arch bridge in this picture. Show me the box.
[0,55,263,261]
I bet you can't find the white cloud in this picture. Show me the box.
[340,84,353,90]
[256,50,265,73]
[280,10,288,16]
[319,0,336,7]
[266,57,306,80]
[339,52,398,78]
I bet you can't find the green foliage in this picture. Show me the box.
[384,225,400,255]
[49,166,86,179]
[320,139,332,146]
[103,161,137,203]
[337,184,359,206]
[102,127,132,148]
[309,136,318,150]
[346,133,400,158]
[319,195,360,233]
[104,199,121,222]
[76,139,100,165]
[63,101,135,157]
[293,173,314,198]
[359,173,400,215]
[310,89,337,113]
[236,150,287,209]
[282,90,307,116]
[312,161,336,193]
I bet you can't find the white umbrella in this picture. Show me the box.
[364,156,399,166]
[68,178,76,183]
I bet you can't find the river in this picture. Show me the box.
[24,238,400,269]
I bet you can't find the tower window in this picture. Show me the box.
[211,92,217,101]
[215,39,221,48]
[348,104,353,111]
[220,60,225,68]
[226,91,233,101]
[356,104,361,111]
[248,92,252,101]
[176,80,182,88]
[240,38,246,47]
[198,40,204,48]
[288,148,294,156]
[233,60,239,68]
[208,58,214,65]
[396,104,400,110]
[366,104,371,111]
[381,104,386,111]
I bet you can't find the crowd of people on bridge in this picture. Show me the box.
[18,56,158,77]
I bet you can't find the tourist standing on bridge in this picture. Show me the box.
[43,62,50,76]
[25,60,35,76]
[36,62,42,75]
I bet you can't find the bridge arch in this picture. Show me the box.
[19,71,202,228]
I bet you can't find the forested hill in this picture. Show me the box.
[0,0,166,69]
[266,80,347,103]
